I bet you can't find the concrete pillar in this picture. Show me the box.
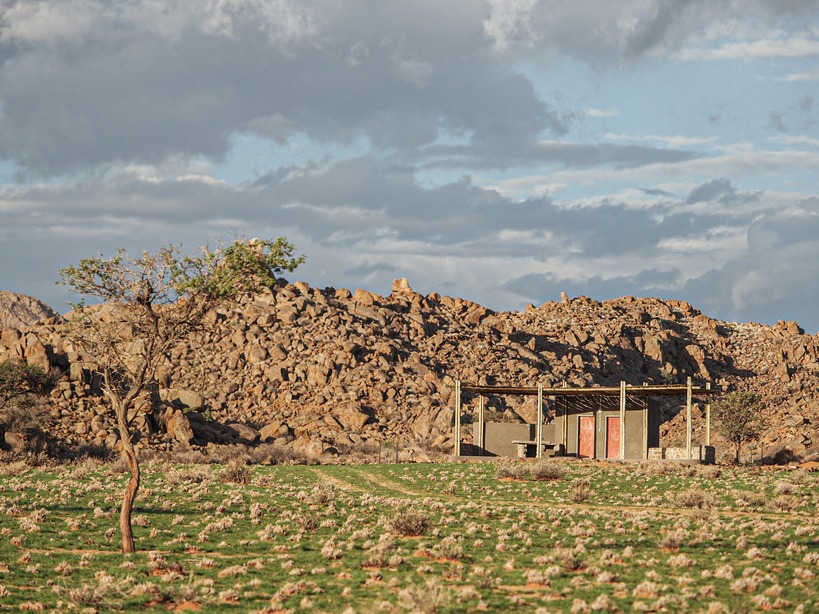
[455,379,461,457]
[686,376,693,459]
[705,382,711,446]
[478,395,485,454]
[642,397,648,460]
[536,383,543,459]
[619,380,626,459]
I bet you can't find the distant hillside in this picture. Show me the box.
[0,291,59,330]
[1,282,816,463]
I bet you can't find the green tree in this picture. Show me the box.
[59,238,303,553]
[0,358,54,438]
[711,391,766,464]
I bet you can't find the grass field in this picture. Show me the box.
[0,458,817,612]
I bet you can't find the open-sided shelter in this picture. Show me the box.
[455,378,718,462]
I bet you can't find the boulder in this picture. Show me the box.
[164,409,194,445]
[227,422,261,444]
[259,421,290,441]
[160,388,203,411]
[391,278,414,296]
[333,404,371,431]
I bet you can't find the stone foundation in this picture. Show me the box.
[648,445,716,464]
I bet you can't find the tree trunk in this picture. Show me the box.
[114,398,140,554]
[735,440,741,464]
[119,442,140,553]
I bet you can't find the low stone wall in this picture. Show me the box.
[648,445,716,464]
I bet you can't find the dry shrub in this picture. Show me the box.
[658,528,688,551]
[219,459,251,485]
[768,495,796,512]
[553,547,584,571]
[398,578,452,613]
[165,465,211,485]
[496,460,566,481]
[245,442,312,466]
[495,463,526,480]
[696,465,722,479]
[0,459,31,476]
[388,509,429,537]
[307,483,335,505]
[773,481,796,495]
[530,461,567,480]
[433,535,464,561]
[674,489,715,509]
[569,479,592,503]
[639,462,695,477]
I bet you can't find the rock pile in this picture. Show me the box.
[0,291,59,331]
[1,281,817,463]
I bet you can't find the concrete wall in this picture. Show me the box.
[473,422,533,458]
[558,396,653,460]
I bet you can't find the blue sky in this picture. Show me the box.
[1,0,819,330]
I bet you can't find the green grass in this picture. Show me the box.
[0,459,817,612]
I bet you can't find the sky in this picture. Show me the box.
[1,0,819,331]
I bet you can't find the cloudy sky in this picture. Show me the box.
[2,1,819,331]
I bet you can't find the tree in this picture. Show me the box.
[58,238,303,553]
[711,391,766,464]
[0,359,54,438]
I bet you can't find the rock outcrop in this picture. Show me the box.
[0,291,60,330]
[1,283,818,463]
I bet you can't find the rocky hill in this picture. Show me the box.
[0,291,60,330]
[0,280,817,463]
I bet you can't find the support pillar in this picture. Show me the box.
[705,382,711,446]
[642,397,648,460]
[536,383,543,459]
[455,379,461,457]
[686,376,693,459]
[619,380,626,460]
[478,395,485,455]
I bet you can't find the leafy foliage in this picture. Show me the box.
[0,359,53,435]
[711,391,766,463]
[57,238,303,553]
[183,237,304,299]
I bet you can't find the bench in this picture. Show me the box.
[511,440,557,459]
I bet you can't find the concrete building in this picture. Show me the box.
[456,379,717,463]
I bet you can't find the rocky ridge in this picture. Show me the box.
[1,280,817,463]
[0,291,59,331]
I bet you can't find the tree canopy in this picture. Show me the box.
[58,237,303,553]
[711,390,766,464]
[0,359,53,435]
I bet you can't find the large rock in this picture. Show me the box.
[0,291,59,329]
[227,422,261,444]
[333,404,371,431]
[164,409,194,445]
[160,388,203,411]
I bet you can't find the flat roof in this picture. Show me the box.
[459,383,718,397]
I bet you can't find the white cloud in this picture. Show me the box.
[0,0,102,45]
[677,37,819,61]
[203,0,317,46]
[604,133,719,148]
[482,0,538,51]
[586,108,619,118]
[781,69,819,81]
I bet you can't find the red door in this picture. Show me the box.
[606,416,621,459]
[578,416,595,458]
